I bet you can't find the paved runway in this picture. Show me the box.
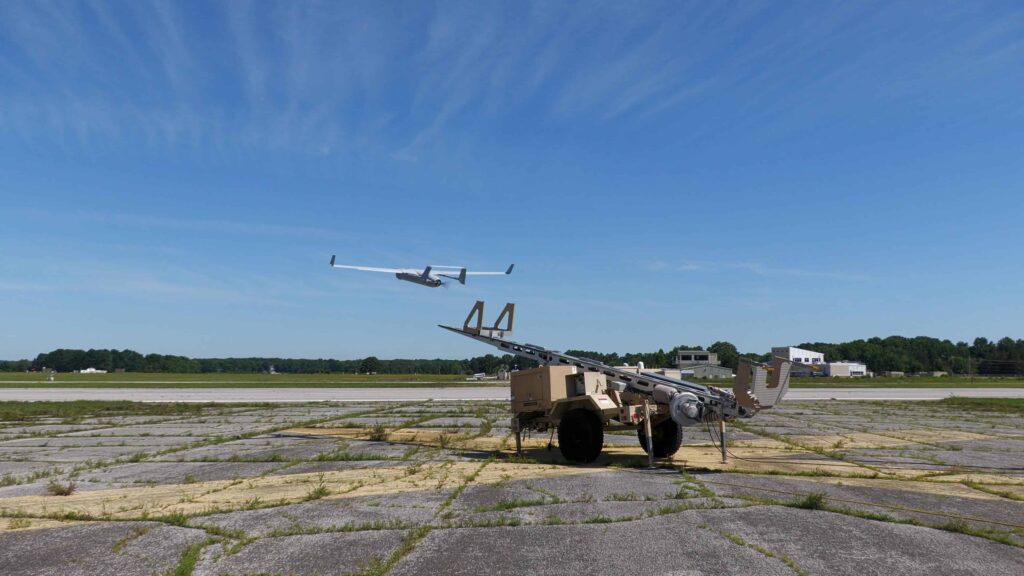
[1,387,1022,403]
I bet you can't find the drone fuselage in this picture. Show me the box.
[396,272,442,287]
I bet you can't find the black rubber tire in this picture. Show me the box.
[638,418,684,458]
[558,409,604,463]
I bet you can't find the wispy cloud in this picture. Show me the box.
[1,1,1021,155]
[645,260,868,281]
[0,281,54,292]
[1,265,305,307]
[100,275,284,305]
[11,208,353,243]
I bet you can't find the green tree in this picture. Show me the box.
[708,341,739,369]
[359,356,381,374]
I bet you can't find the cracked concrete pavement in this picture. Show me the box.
[1,399,1022,575]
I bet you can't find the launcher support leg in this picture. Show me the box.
[644,400,654,468]
[513,418,522,456]
[720,419,727,464]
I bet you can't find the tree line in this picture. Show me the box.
[794,336,1024,376]
[565,342,747,371]
[4,349,537,375]
[570,336,1024,376]
[3,335,1023,375]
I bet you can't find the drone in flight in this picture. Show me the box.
[330,255,513,288]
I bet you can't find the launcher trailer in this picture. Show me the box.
[441,302,792,464]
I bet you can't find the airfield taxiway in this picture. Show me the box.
[1,399,1022,575]
[1,386,1023,403]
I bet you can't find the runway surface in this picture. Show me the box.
[1,387,1023,403]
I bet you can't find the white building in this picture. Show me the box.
[772,346,826,376]
[771,346,871,378]
[771,347,825,365]
[826,361,869,378]
[76,367,107,374]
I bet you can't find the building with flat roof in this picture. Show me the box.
[771,347,825,365]
[673,350,732,378]
[772,346,826,376]
[682,365,734,379]
[826,361,869,378]
[772,346,872,378]
[675,350,718,367]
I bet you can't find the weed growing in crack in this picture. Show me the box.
[306,473,331,501]
[472,497,547,513]
[786,492,826,510]
[46,479,77,496]
[7,518,32,529]
[157,511,191,527]
[437,432,453,450]
[368,424,389,442]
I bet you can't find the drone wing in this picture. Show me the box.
[464,264,515,276]
[437,268,467,285]
[330,255,404,274]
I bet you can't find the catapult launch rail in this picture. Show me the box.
[441,302,791,435]
[439,323,750,418]
[442,302,790,463]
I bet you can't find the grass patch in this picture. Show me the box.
[936,397,1024,414]
[438,459,491,511]
[7,517,32,529]
[606,492,643,502]
[583,515,628,524]
[367,424,389,442]
[458,515,525,527]
[167,540,209,576]
[314,450,393,462]
[0,400,210,422]
[437,432,455,450]
[752,495,1024,550]
[704,524,808,575]
[156,511,191,527]
[785,492,826,510]
[961,480,1024,502]
[477,420,493,436]
[113,525,153,554]
[937,519,1020,547]
[0,372,489,388]
[826,504,1022,548]
[46,479,77,496]
[266,518,410,538]
[500,453,539,464]
[472,497,547,513]
[305,474,331,501]
[352,526,432,576]
[306,484,331,500]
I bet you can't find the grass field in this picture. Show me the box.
[935,396,1024,414]
[1,372,1022,388]
[0,372,496,388]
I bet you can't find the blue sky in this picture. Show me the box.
[1,1,1022,360]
